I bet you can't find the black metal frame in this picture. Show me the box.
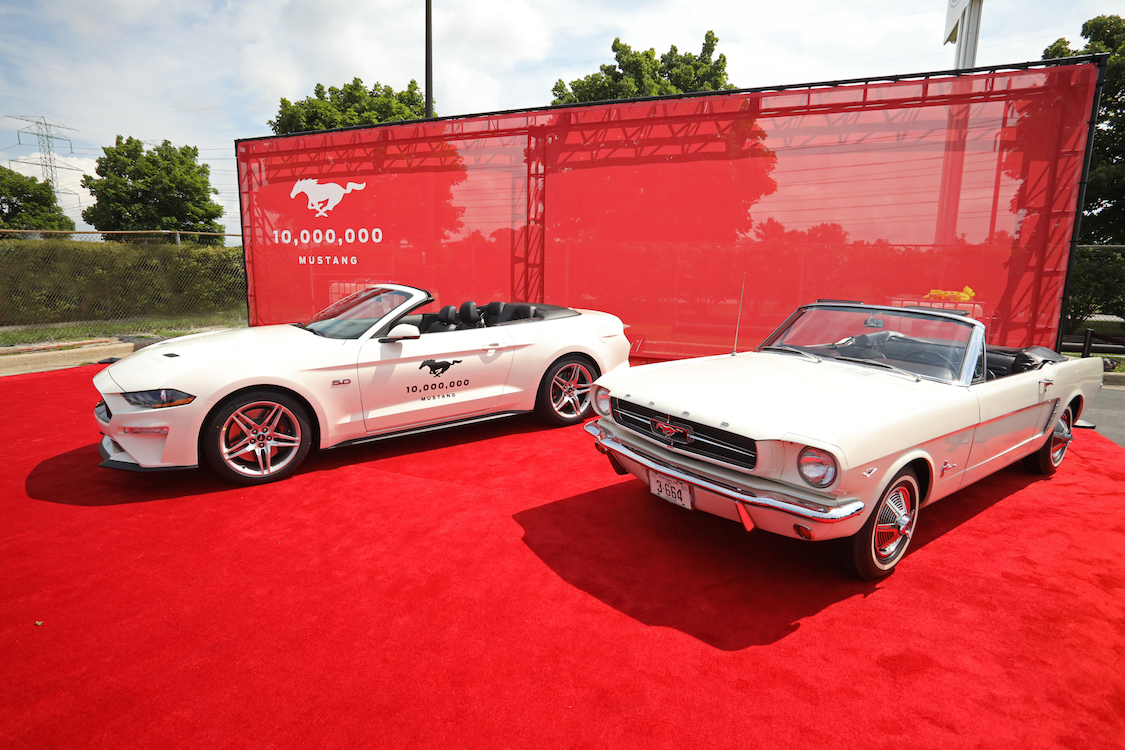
[1056,55,1110,352]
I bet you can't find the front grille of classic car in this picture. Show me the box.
[610,398,757,471]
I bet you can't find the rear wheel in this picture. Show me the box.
[837,468,920,580]
[535,356,596,426]
[202,390,312,484]
[1023,404,1074,476]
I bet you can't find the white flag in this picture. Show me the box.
[944,0,971,43]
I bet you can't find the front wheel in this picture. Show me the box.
[202,390,312,484]
[1023,404,1074,476]
[836,468,921,580]
[535,356,596,426]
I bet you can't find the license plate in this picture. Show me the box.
[649,470,692,510]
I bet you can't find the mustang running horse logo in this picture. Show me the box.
[420,359,462,377]
[290,178,366,217]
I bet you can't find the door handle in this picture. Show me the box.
[481,343,506,350]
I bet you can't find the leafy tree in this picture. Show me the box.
[269,78,428,135]
[80,136,224,238]
[552,31,734,104]
[1044,15,1125,244]
[0,166,75,233]
[1064,245,1125,331]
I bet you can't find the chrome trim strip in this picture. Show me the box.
[585,422,864,524]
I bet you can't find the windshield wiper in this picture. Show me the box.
[760,345,821,363]
[833,356,921,381]
[292,322,326,337]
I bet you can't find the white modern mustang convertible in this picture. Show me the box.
[94,284,629,484]
[585,301,1103,579]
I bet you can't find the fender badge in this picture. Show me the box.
[862,467,878,477]
[332,379,351,386]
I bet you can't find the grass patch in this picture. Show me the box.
[0,310,248,348]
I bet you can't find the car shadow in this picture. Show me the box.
[26,415,559,505]
[513,463,1043,650]
[25,443,231,505]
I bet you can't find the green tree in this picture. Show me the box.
[80,136,224,238]
[269,78,428,135]
[552,31,734,104]
[0,166,75,233]
[1044,15,1125,244]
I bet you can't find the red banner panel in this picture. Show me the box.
[237,61,1100,356]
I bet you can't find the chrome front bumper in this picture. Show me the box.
[585,420,865,527]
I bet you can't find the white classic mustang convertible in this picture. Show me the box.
[95,284,629,484]
[585,302,1103,579]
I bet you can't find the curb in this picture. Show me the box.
[0,341,135,377]
[1104,372,1125,387]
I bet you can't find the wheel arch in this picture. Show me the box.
[876,452,934,506]
[198,384,323,457]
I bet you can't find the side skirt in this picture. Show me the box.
[329,410,527,450]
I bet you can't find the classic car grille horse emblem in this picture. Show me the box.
[420,359,461,377]
[649,419,693,444]
[290,178,366,217]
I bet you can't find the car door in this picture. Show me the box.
[356,326,516,433]
[962,370,1057,485]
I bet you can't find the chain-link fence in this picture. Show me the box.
[0,231,247,348]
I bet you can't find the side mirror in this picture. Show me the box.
[378,323,421,343]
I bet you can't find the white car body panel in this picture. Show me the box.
[94,284,630,474]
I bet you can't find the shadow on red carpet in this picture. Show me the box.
[514,460,1044,650]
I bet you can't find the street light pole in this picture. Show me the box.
[425,0,433,118]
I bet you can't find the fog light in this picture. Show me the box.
[122,426,169,435]
[794,524,815,540]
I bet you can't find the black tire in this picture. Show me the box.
[1023,404,1074,476]
[836,468,921,580]
[534,356,597,426]
[202,390,312,484]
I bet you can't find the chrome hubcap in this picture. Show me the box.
[550,363,593,418]
[874,484,916,562]
[220,401,303,477]
[1050,411,1073,466]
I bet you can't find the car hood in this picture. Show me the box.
[103,325,335,392]
[602,352,963,452]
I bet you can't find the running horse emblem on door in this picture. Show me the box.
[420,359,462,377]
[290,178,367,217]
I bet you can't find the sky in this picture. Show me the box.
[0,0,1119,236]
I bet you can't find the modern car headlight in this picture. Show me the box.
[593,385,612,417]
[121,389,196,409]
[798,446,838,488]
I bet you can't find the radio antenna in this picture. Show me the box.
[731,272,746,356]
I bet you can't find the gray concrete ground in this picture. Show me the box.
[1082,384,1125,448]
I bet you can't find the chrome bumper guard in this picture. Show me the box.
[585,421,864,525]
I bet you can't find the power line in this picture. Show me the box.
[4,115,82,200]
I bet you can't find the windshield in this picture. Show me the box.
[301,287,411,339]
[760,306,976,382]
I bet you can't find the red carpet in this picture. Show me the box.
[2,365,1124,749]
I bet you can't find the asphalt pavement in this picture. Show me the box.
[1082,384,1125,448]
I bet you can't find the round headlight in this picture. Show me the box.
[798,447,837,488]
[593,385,612,417]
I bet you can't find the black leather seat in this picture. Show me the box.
[457,301,483,329]
[499,303,537,323]
[425,305,459,333]
[483,301,506,327]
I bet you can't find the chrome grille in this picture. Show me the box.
[610,398,757,470]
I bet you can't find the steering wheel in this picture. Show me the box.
[901,350,956,370]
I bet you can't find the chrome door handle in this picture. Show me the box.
[481,343,505,350]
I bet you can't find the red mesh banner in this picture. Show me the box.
[237,61,1100,356]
